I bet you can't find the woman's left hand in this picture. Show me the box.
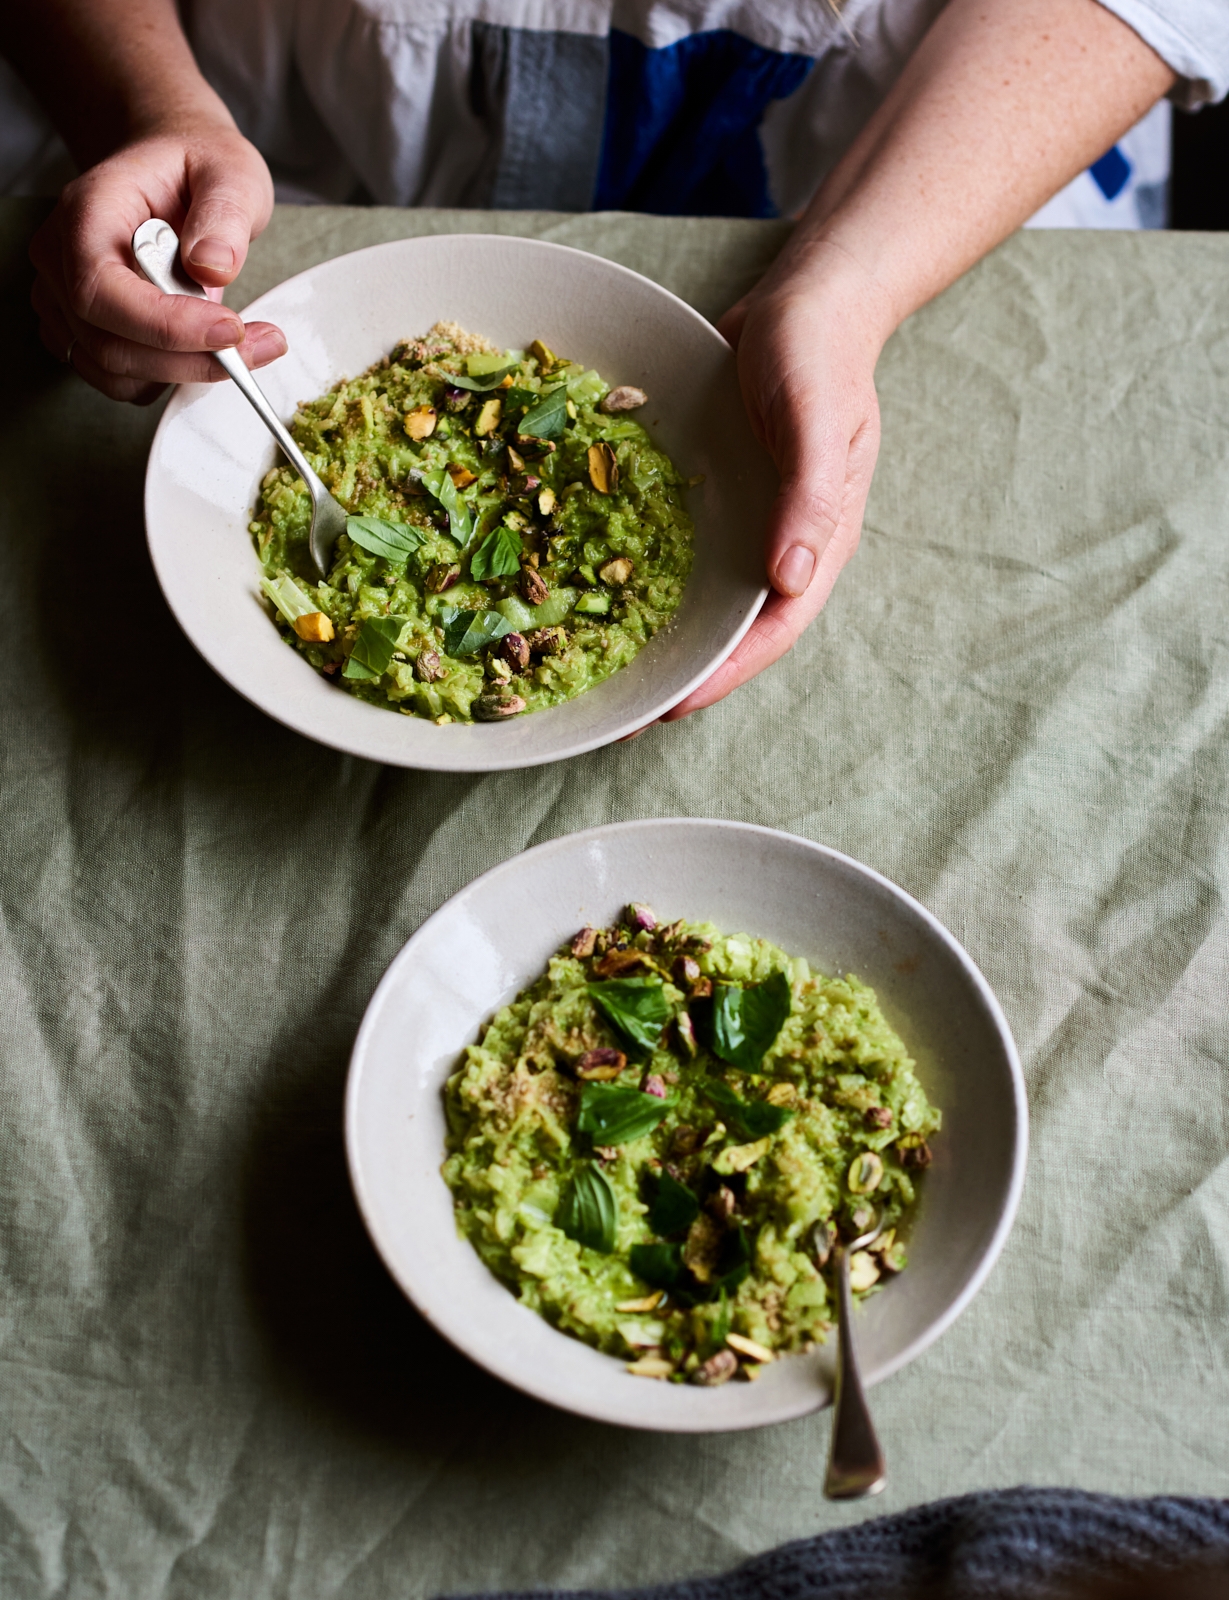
[663,259,888,720]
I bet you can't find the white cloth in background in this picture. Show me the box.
[0,0,1220,229]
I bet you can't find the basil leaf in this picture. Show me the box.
[470,525,523,582]
[702,1080,793,1141]
[440,607,514,656]
[343,615,402,680]
[445,364,518,392]
[418,467,472,542]
[556,1161,617,1253]
[647,1171,699,1236]
[577,1084,673,1147]
[629,1241,683,1289]
[711,969,793,1070]
[713,1223,751,1295]
[588,977,673,1052]
[345,515,424,561]
[502,386,538,414]
[518,386,567,439]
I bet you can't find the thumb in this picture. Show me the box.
[716,295,751,350]
[180,138,274,290]
[766,406,879,598]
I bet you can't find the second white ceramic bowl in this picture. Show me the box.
[144,235,773,770]
[346,820,1027,1431]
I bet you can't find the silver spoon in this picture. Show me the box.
[131,218,346,578]
[823,1214,887,1500]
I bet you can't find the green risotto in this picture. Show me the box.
[250,323,694,723]
[442,906,941,1385]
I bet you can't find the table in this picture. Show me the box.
[2,199,1228,1599]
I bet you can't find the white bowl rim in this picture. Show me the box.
[344,817,1029,1430]
[143,233,770,772]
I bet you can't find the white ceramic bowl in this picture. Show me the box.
[144,235,773,770]
[346,820,1027,1431]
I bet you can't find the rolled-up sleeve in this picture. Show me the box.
[1096,0,1229,106]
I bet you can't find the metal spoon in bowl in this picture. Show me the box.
[131,218,346,578]
[823,1213,888,1500]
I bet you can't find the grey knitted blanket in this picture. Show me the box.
[456,1489,1229,1600]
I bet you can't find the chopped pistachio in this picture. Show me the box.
[848,1151,885,1194]
[627,1356,674,1380]
[712,1135,772,1175]
[849,1251,881,1292]
[475,396,502,436]
[616,1292,664,1314]
[587,441,618,494]
[726,1332,775,1364]
[404,405,437,440]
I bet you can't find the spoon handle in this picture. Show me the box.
[130,219,324,497]
[823,1244,887,1500]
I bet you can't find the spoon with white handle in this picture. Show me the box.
[823,1214,887,1500]
[131,218,345,578]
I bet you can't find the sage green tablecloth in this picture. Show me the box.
[2,199,1228,1599]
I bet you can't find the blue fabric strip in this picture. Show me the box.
[594,29,813,217]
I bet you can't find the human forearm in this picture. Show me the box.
[770,0,1175,342]
[3,0,232,168]
[13,0,278,402]
[672,0,1177,720]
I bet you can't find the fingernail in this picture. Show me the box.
[776,544,816,597]
[254,328,287,359]
[206,317,243,349]
[188,237,234,272]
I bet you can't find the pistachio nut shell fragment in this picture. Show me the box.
[404,405,437,440]
[587,442,619,495]
[446,463,477,488]
[293,611,335,642]
[600,385,649,414]
[847,1151,884,1194]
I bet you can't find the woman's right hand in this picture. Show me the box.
[29,120,285,404]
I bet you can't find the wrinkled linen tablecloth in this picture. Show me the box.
[1,200,1228,1600]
